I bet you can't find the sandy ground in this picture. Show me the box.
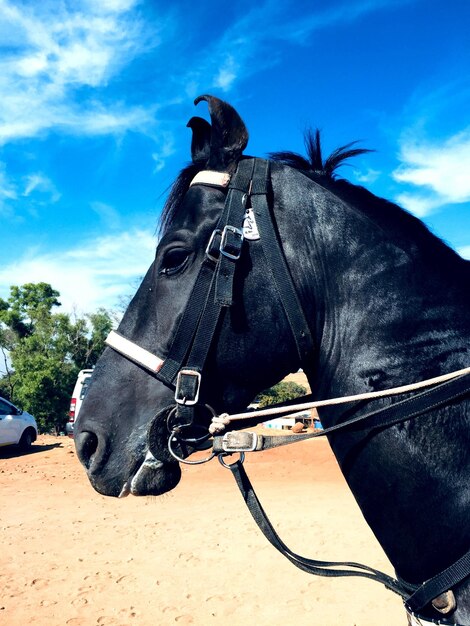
[1,433,407,626]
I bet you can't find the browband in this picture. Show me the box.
[189,171,231,188]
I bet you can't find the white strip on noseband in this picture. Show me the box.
[189,171,231,187]
[105,331,164,373]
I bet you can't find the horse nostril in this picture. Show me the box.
[75,431,99,469]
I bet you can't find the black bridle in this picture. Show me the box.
[134,157,314,456]
[106,157,470,624]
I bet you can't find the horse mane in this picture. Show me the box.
[269,128,373,180]
[159,128,374,235]
[158,128,354,235]
[271,129,463,263]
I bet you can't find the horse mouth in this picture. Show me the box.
[118,450,181,497]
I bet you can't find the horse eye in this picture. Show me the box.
[159,248,190,276]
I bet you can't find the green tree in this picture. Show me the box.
[0,283,113,433]
[257,381,307,407]
[0,282,61,339]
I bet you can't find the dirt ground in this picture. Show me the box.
[1,434,407,626]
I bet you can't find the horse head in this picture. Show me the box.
[75,95,302,498]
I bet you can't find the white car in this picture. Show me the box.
[65,369,93,437]
[0,396,38,450]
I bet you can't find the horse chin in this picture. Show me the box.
[119,451,182,498]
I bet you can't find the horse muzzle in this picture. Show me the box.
[118,450,182,498]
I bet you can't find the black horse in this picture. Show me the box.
[75,96,470,625]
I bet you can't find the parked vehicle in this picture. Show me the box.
[0,396,38,450]
[65,369,93,437]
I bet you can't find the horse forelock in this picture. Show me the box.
[159,162,205,236]
[158,156,245,236]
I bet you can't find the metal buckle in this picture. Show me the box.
[220,225,244,260]
[175,369,201,406]
[205,229,222,263]
[222,431,262,452]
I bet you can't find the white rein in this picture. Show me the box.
[209,366,470,434]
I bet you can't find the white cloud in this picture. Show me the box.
[90,201,122,230]
[458,246,470,260]
[457,246,470,261]
[0,162,17,204]
[182,1,405,99]
[393,193,440,218]
[214,56,238,91]
[0,229,156,314]
[393,128,470,216]
[0,0,163,144]
[354,168,381,184]
[282,0,412,43]
[0,162,19,220]
[23,173,61,202]
[152,132,176,173]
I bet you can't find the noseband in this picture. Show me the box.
[105,158,470,625]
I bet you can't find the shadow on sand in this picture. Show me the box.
[0,441,64,459]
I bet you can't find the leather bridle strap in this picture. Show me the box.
[107,157,314,412]
[250,159,314,362]
[118,159,255,390]
[225,458,467,625]
[159,159,258,426]
[213,159,255,306]
[156,259,219,387]
[213,372,470,452]
[225,457,413,597]
[406,547,470,614]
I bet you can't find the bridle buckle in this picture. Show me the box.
[175,369,201,406]
[220,225,244,260]
[222,431,263,452]
[206,225,244,263]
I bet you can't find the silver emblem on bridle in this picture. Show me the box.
[242,208,260,241]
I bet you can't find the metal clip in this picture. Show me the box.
[175,369,201,406]
[222,431,263,452]
[220,225,244,260]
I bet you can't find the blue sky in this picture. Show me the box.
[1,0,469,314]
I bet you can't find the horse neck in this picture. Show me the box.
[281,175,470,397]
[272,165,470,606]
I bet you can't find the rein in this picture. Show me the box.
[105,157,470,625]
[208,365,470,434]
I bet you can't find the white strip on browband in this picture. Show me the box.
[190,171,231,188]
[105,331,164,373]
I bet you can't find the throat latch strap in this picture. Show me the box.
[250,159,314,363]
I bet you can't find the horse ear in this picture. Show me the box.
[187,116,212,165]
[194,95,249,170]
